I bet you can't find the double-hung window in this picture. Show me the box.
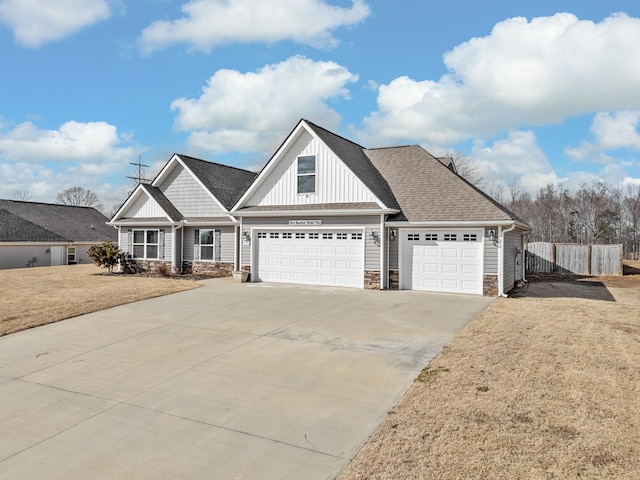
[132,229,159,259]
[67,246,76,264]
[194,229,220,261]
[297,155,316,194]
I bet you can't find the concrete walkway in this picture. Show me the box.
[0,279,492,479]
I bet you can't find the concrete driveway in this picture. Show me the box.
[0,279,492,480]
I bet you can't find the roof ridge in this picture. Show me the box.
[0,199,96,210]
[302,119,367,150]
[177,153,255,174]
[364,144,420,151]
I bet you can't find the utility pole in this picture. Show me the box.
[127,155,151,186]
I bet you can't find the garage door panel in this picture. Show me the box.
[255,230,364,288]
[442,263,459,274]
[404,230,483,295]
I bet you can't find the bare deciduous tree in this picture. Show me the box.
[14,189,32,201]
[56,187,103,212]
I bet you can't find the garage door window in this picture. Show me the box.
[351,233,363,240]
[463,234,478,241]
[425,234,438,241]
[444,234,457,241]
[408,233,420,241]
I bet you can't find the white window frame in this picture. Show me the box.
[194,229,221,262]
[67,246,76,264]
[132,229,160,259]
[297,155,316,194]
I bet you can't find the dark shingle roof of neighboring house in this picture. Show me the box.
[0,208,69,242]
[0,199,116,242]
[178,154,258,210]
[140,184,184,222]
[304,120,400,210]
[364,146,521,223]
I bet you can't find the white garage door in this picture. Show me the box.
[401,230,483,295]
[254,230,364,288]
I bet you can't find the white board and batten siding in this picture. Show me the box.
[246,130,379,207]
[124,193,166,218]
[159,163,226,217]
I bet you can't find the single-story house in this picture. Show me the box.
[0,200,117,269]
[110,119,530,296]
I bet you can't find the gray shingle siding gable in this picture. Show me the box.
[141,185,184,221]
[178,155,257,210]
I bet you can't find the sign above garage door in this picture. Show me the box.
[254,229,364,288]
[400,229,483,295]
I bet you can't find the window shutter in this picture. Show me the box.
[215,230,221,262]
[159,229,165,259]
[127,229,132,253]
[194,229,200,261]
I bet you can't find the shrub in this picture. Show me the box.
[155,263,170,277]
[87,240,141,274]
[87,240,122,273]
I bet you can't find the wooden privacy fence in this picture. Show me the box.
[526,242,623,276]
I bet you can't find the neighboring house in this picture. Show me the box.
[109,154,257,276]
[0,200,116,270]
[111,120,530,296]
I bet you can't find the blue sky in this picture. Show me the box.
[1,0,640,211]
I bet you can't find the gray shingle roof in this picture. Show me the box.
[0,208,69,242]
[178,154,257,210]
[0,200,116,242]
[140,184,184,222]
[304,120,400,210]
[364,146,521,223]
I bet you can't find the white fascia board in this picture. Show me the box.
[232,120,307,211]
[0,241,69,246]
[109,220,178,227]
[108,185,175,225]
[110,184,145,221]
[151,153,181,187]
[234,208,398,217]
[386,220,517,228]
[182,219,240,226]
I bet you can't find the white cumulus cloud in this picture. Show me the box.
[470,130,562,194]
[0,0,111,48]
[362,12,640,148]
[138,0,370,54]
[170,55,358,154]
[0,120,134,164]
[565,111,640,161]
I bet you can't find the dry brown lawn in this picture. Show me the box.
[0,264,201,336]
[340,262,640,480]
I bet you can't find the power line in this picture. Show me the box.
[127,155,151,185]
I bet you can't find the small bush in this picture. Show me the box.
[87,240,122,273]
[87,240,140,274]
[155,263,170,277]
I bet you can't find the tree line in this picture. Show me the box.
[482,180,639,260]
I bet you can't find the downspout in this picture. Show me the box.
[498,222,517,297]
[181,224,184,273]
[173,223,183,274]
[380,214,385,290]
[238,216,244,272]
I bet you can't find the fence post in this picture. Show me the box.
[588,244,592,275]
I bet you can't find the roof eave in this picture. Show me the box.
[386,219,522,228]
[234,208,399,217]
